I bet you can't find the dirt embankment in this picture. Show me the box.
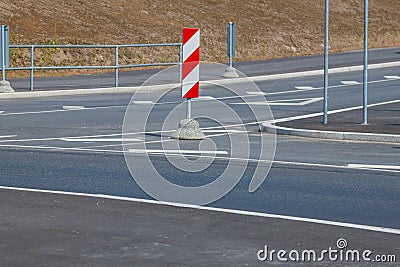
[1,0,399,77]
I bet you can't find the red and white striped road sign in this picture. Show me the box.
[181,28,200,98]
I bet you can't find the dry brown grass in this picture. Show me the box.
[1,0,400,77]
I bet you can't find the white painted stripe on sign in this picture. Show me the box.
[0,186,399,235]
[62,106,86,110]
[182,64,200,84]
[347,164,400,170]
[129,149,228,155]
[384,75,400,80]
[340,81,361,85]
[183,30,200,62]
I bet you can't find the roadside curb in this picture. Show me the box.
[262,121,400,143]
[1,60,400,99]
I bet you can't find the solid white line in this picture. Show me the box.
[128,149,228,155]
[131,101,154,105]
[201,129,248,133]
[347,164,400,170]
[0,111,4,114]
[0,185,398,235]
[246,91,267,95]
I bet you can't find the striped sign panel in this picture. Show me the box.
[181,28,200,98]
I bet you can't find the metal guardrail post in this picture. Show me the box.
[30,45,34,91]
[115,46,119,88]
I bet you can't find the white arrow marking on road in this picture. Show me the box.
[340,81,361,85]
[384,75,400,80]
[295,86,316,90]
[61,138,142,142]
[347,164,400,170]
[128,149,228,155]
[231,97,323,106]
[62,106,86,110]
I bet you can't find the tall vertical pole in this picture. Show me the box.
[115,46,119,88]
[323,0,329,124]
[363,0,369,124]
[228,22,233,68]
[30,45,34,91]
[1,26,5,82]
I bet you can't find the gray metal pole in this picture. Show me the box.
[1,27,5,81]
[30,45,34,90]
[323,0,329,124]
[229,22,233,68]
[115,46,119,88]
[363,0,369,124]
[186,98,192,120]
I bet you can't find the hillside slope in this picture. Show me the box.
[1,0,400,74]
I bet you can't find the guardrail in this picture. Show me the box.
[6,43,182,90]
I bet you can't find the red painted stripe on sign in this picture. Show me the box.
[184,47,200,63]
[182,62,198,80]
[183,82,199,98]
[182,28,199,45]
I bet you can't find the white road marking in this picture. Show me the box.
[384,75,400,80]
[273,98,400,123]
[201,129,248,133]
[131,101,154,105]
[0,105,125,116]
[0,185,399,235]
[128,149,228,155]
[0,111,4,114]
[232,97,322,106]
[196,96,215,100]
[61,138,142,142]
[246,91,267,96]
[295,86,316,90]
[340,80,361,85]
[0,135,17,139]
[347,164,400,170]
[62,105,85,110]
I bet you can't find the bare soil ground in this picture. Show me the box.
[1,0,400,77]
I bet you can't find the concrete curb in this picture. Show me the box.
[262,121,400,143]
[1,60,400,99]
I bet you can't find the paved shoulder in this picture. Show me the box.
[0,188,398,266]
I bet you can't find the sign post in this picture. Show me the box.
[363,0,369,124]
[323,0,329,124]
[0,25,13,93]
[223,22,239,78]
[172,27,205,140]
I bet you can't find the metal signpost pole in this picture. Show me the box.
[1,26,5,82]
[323,0,329,124]
[228,22,233,68]
[363,0,369,124]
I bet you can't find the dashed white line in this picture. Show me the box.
[295,86,316,90]
[62,105,86,110]
[61,138,142,142]
[340,81,361,85]
[384,75,400,80]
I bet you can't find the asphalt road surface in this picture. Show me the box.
[0,50,399,265]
